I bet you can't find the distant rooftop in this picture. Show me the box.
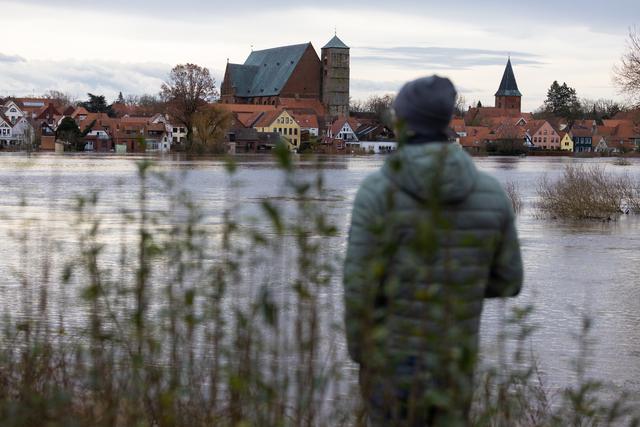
[495,58,522,97]
[322,35,349,49]
[228,43,311,98]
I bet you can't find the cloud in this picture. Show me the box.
[11,0,639,34]
[0,53,26,63]
[0,57,174,100]
[353,46,543,70]
[350,79,404,93]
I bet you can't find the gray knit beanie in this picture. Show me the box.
[392,76,457,136]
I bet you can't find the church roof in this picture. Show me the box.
[227,43,311,98]
[495,58,522,97]
[322,35,349,49]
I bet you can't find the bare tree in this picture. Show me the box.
[42,90,76,108]
[349,97,366,113]
[614,27,640,105]
[191,105,232,154]
[160,63,218,142]
[580,98,627,121]
[364,94,395,122]
[454,94,467,117]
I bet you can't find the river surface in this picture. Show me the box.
[1,152,639,404]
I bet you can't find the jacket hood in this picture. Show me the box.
[382,143,478,204]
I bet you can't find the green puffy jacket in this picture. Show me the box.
[343,142,523,424]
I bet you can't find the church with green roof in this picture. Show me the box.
[220,35,350,117]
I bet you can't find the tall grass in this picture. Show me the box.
[0,149,638,426]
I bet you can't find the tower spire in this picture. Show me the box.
[494,57,522,111]
[495,57,522,98]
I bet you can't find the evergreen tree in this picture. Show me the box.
[116,91,125,104]
[56,117,84,151]
[79,93,115,117]
[544,81,580,118]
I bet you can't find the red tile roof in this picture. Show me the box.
[71,107,90,118]
[253,110,286,128]
[293,113,319,129]
[277,98,326,116]
[459,126,494,147]
[329,116,358,137]
[216,103,277,114]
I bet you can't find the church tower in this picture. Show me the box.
[321,35,350,117]
[495,58,522,112]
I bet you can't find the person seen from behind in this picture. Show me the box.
[343,75,524,426]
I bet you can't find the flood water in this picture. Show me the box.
[1,152,639,404]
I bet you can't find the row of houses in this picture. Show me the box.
[219,101,393,153]
[1,95,396,154]
[454,111,640,154]
[0,98,187,153]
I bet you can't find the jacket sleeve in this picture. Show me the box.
[485,195,523,298]
[343,178,381,364]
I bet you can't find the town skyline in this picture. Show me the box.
[2,0,638,111]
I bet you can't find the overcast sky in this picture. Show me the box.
[2,0,638,111]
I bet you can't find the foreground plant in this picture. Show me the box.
[0,151,638,426]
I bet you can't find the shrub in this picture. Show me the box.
[504,180,524,215]
[536,164,639,219]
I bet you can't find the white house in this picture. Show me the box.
[0,116,12,143]
[326,117,359,148]
[0,115,36,147]
[150,114,173,152]
[163,115,187,145]
[3,101,25,124]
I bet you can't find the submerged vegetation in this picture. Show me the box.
[504,180,524,215]
[0,149,638,426]
[536,164,640,220]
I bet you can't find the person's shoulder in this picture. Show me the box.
[353,170,388,208]
[469,170,512,212]
[474,170,503,192]
[360,170,387,191]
